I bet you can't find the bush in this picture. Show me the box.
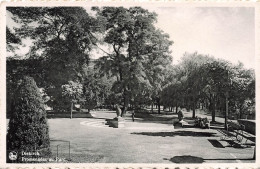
[7,76,51,162]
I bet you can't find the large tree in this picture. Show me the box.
[181,53,214,118]
[7,7,102,111]
[95,7,173,116]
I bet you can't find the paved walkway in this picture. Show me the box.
[80,111,174,130]
[47,111,255,163]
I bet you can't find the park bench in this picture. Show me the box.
[218,120,255,144]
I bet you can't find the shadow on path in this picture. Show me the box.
[131,131,217,137]
[88,117,109,120]
[164,155,255,163]
[164,155,204,163]
[208,139,225,148]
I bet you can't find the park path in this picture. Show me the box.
[48,115,255,163]
[47,109,255,163]
[89,110,175,131]
[89,108,235,130]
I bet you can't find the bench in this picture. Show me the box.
[218,127,238,142]
[218,120,255,144]
[228,121,255,144]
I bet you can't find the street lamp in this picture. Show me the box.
[225,69,232,130]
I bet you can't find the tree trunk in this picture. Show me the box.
[192,98,196,118]
[158,102,161,114]
[225,93,228,130]
[208,98,211,111]
[157,98,161,114]
[70,102,73,119]
[176,105,178,114]
[151,102,154,113]
[239,105,243,119]
[121,89,129,117]
[212,97,216,122]
[121,105,128,117]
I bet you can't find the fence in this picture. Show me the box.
[50,139,71,161]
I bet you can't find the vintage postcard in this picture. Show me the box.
[0,1,259,168]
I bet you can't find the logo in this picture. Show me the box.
[9,151,18,161]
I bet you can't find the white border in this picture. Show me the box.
[0,1,259,168]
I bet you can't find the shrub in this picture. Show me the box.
[7,76,51,162]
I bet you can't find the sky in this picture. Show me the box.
[154,7,255,69]
[6,7,255,69]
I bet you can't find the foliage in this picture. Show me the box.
[95,7,173,115]
[7,7,255,121]
[7,76,51,162]
[161,52,255,120]
[6,27,21,52]
[7,7,102,111]
[82,64,114,110]
[62,81,83,107]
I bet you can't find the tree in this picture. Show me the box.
[227,63,255,119]
[7,76,51,162]
[95,7,173,116]
[201,60,233,122]
[161,53,212,117]
[82,62,115,112]
[161,51,255,125]
[144,30,173,114]
[7,7,101,111]
[62,81,83,118]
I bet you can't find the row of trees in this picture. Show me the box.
[161,52,255,121]
[7,7,255,120]
[7,7,173,117]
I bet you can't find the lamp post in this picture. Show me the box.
[225,69,232,130]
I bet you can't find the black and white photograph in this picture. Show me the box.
[1,2,258,167]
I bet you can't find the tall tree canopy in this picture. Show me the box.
[7,7,102,111]
[95,7,173,115]
[161,52,255,121]
[7,7,254,122]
